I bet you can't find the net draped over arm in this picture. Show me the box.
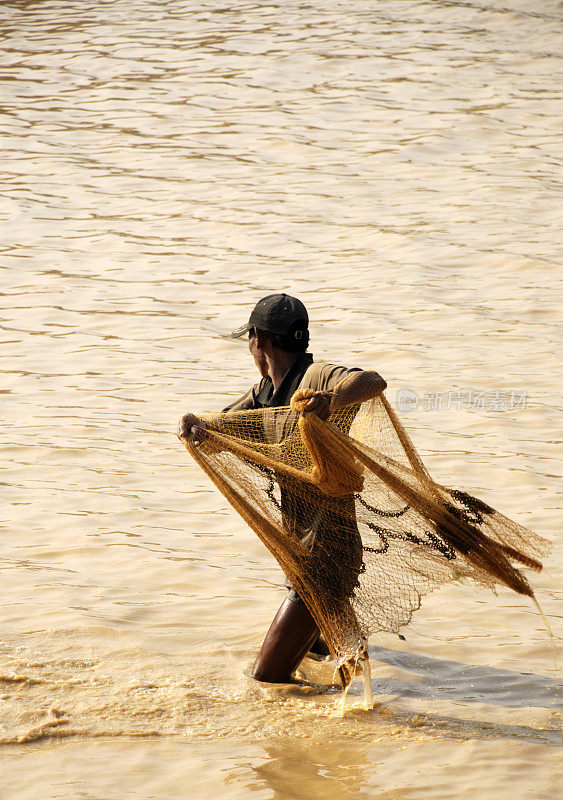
[180,381,549,686]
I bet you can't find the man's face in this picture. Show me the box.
[248,329,269,378]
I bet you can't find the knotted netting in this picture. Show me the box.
[181,385,549,688]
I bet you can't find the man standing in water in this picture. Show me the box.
[178,294,386,683]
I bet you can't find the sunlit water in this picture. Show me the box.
[1,1,561,797]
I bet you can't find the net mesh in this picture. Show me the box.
[181,386,549,686]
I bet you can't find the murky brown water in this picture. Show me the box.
[1,0,561,797]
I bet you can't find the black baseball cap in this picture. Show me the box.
[231,293,309,339]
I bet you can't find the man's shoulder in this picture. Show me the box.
[300,361,361,392]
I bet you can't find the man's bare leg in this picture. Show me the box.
[251,595,320,683]
[308,631,331,658]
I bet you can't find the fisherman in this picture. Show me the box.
[177,293,387,683]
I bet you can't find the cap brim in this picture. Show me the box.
[230,323,252,339]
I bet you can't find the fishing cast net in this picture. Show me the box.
[180,382,549,688]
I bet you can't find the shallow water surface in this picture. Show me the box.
[0,1,561,798]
